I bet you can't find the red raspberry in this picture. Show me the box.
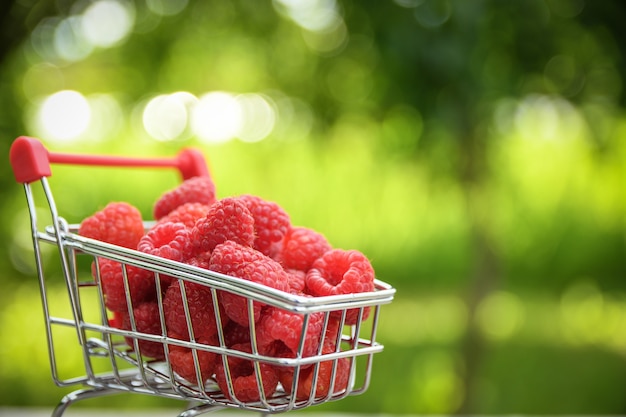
[93,258,156,314]
[185,251,212,270]
[190,197,255,255]
[285,268,306,294]
[120,301,165,360]
[237,194,291,256]
[158,202,212,229]
[208,240,268,275]
[209,241,290,326]
[153,176,217,220]
[139,222,193,261]
[168,332,219,385]
[279,346,350,401]
[138,222,193,288]
[305,249,375,325]
[163,279,219,341]
[321,316,343,352]
[222,321,251,347]
[255,308,324,359]
[214,343,279,402]
[79,202,145,249]
[279,226,332,271]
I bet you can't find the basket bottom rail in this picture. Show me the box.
[52,386,230,417]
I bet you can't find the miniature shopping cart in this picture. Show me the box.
[8,136,395,417]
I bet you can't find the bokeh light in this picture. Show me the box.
[146,0,189,16]
[33,90,91,143]
[273,0,347,53]
[191,91,243,144]
[235,93,277,143]
[142,92,196,142]
[27,91,124,144]
[53,16,93,62]
[81,0,135,48]
[30,0,135,63]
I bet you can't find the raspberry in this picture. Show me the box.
[321,316,343,352]
[93,258,156,313]
[163,279,219,341]
[222,321,251,347]
[237,194,291,256]
[255,308,324,359]
[138,222,193,288]
[139,222,193,261]
[214,343,279,402]
[158,202,212,229]
[209,241,290,326]
[153,176,217,220]
[305,249,375,325]
[79,202,145,249]
[279,346,350,401]
[190,197,255,255]
[168,332,219,384]
[185,251,212,270]
[279,226,332,272]
[120,301,166,360]
[285,268,306,294]
[208,240,268,275]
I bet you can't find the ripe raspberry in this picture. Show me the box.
[93,258,156,313]
[163,279,219,341]
[79,202,145,249]
[255,308,324,359]
[321,316,343,352]
[121,301,166,360]
[139,222,193,261]
[214,343,279,402]
[305,249,375,325]
[190,197,255,255]
[208,240,268,275]
[237,194,291,256]
[285,268,306,294]
[153,176,217,220]
[279,226,332,272]
[210,241,290,326]
[279,346,350,401]
[138,222,193,288]
[158,202,212,229]
[222,321,251,348]
[168,332,219,385]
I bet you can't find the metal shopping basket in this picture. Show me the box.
[8,136,395,417]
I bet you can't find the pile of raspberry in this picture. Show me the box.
[79,174,376,403]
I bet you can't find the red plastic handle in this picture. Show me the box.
[9,136,210,184]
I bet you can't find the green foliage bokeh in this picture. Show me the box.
[0,0,624,414]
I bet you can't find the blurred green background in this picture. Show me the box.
[0,0,625,414]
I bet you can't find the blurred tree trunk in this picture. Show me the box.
[456,114,500,414]
[459,157,500,413]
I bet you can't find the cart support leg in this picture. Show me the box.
[51,387,122,417]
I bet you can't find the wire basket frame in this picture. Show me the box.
[11,137,396,416]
